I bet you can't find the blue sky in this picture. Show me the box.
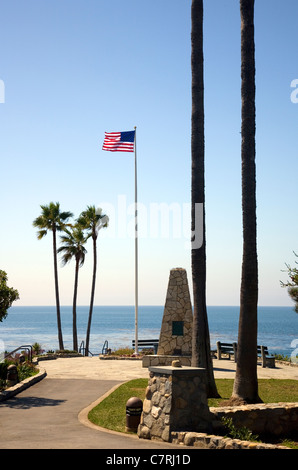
[0,0,298,308]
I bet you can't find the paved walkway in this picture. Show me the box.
[0,357,297,449]
[30,355,298,381]
[0,358,181,450]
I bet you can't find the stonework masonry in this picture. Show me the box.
[142,268,193,368]
[138,365,215,442]
[171,402,298,449]
[138,364,297,449]
[157,268,193,357]
[138,266,297,449]
[211,402,298,437]
[137,362,298,449]
[142,354,191,368]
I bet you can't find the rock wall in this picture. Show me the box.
[142,354,191,368]
[170,431,289,449]
[211,402,298,436]
[138,365,213,442]
[171,402,298,448]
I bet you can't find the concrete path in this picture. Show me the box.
[0,357,296,449]
[0,358,181,449]
[31,355,298,381]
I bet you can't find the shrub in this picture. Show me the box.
[32,342,44,355]
[221,416,259,442]
[0,361,9,380]
[110,347,134,356]
[0,358,38,390]
[17,362,38,381]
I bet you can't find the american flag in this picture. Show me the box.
[102,130,135,152]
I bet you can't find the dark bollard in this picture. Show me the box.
[125,397,143,432]
[6,364,19,387]
[19,354,26,364]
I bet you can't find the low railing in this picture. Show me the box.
[79,340,98,356]
[4,345,33,362]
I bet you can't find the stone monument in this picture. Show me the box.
[142,267,193,367]
[139,268,217,442]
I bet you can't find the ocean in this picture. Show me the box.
[0,305,297,359]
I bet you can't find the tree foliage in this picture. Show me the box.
[0,270,19,322]
[281,252,298,313]
[33,202,73,350]
[58,226,87,269]
[77,206,108,355]
[58,225,88,351]
[33,202,109,353]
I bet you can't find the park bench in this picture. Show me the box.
[257,345,275,368]
[216,341,238,362]
[216,341,275,368]
[132,339,159,354]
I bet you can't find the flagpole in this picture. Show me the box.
[134,126,138,355]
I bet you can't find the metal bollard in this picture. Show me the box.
[125,397,143,432]
[19,354,26,363]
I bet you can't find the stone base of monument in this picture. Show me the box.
[137,364,214,442]
[142,354,191,368]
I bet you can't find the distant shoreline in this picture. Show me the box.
[2,306,296,358]
[10,304,295,309]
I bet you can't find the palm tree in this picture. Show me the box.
[33,202,73,350]
[77,206,108,355]
[190,0,219,398]
[57,226,87,351]
[232,0,261,403]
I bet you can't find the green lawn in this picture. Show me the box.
[208,378,298,407]
[88,378,298,434]
[88,378,147,433]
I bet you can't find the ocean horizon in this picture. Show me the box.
[1,305,297,360]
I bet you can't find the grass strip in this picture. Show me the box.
[88,378,147,433]
[88,378,298,433]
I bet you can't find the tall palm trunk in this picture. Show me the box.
[33,202,73,352]
[52,226,64,351]
[72,257,80,352]
[232,0,260,403]
[85,234,97,356]
[191,0,219,398]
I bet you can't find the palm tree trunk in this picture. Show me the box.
[72,258,79,352]
[85,235,97,356]
[232,0,261,403]
[52,227,64,351]
[191,0,219,398]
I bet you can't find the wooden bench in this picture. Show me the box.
[257,345,275,368]
[216,341,237,362]
[132,339,159,354]
[216,341,275,368]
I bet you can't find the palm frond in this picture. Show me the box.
[36,229,48,239]
[57,224,88,267]
[33,202,73,234]
[77,205,108,239]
